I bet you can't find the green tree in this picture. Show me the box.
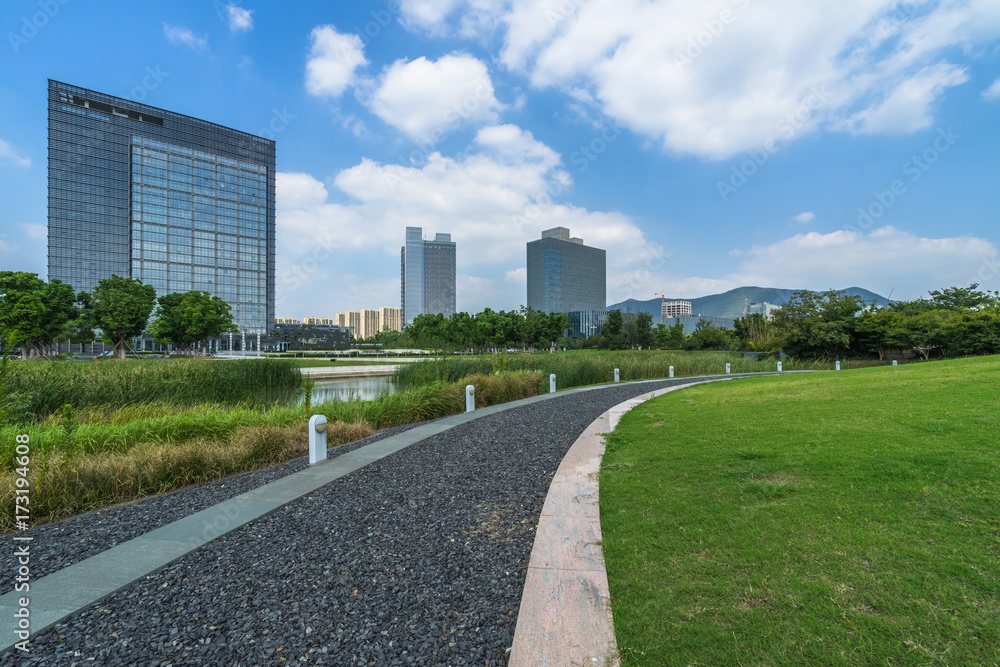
[91,275,157,360]
[0,272,78,358]
[771,290,864,360]
[151,291,235,355]
[928,284,997,311]
[655,322,686,349]
[685,319,732,350]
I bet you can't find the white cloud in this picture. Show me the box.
[275,124,657,315]
[505,267,527,284]
[982,77,1000,101]
[225,4,254,32]
[729,226,997,299]
[366,54,502,144]
[0,138,30,168]
[841,63,969,134]
[305,25,368,98]
[793,212,815,224]
[163,23,208,51]
[421,0,1000,159]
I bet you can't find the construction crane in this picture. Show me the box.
[655,291,697,324]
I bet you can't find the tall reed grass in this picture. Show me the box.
[3,358,302,424]
[0,370,543,530]
[392,351,888,389]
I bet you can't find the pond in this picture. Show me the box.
[301,376,402,404]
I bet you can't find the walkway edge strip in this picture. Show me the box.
[508,378,739,667]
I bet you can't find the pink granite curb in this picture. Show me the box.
[509,380,732,666]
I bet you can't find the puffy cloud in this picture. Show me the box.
[730,226,997,299]
[163,23,208,51]
[414,0,1000,159]
[224,4,254,32]
[793,212,816,224]
[840,63,969,134]
[982,77,1000,101]
[21,223,46,240]
[0,138,30,168]
[366,54,502,144]
[275,125,657,315]
[305,25,368,98]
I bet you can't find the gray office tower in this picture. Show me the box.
[526,227,606,313]
[400,227,456,325]
[47,80,276,333]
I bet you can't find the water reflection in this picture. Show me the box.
[303,376,401,404]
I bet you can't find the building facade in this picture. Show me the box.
[47,80,276,333]
[662,300,693,319]
[401,227,456,326]
[567,309,607,338]
[526,227,606,315]
[380,306,402,333]
[748,302,779,318]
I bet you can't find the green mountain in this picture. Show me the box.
[608,286,893,320]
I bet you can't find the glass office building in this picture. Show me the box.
[400,227,456,326]
[526,227,606,315]
[47,80,275,333]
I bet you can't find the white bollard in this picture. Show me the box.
[777,361,783,372]
[466,385,475,412]
[669,366,674,378]
[726,363,731,374]
[308,414,328,465]
[892,360,898,366]
[614,368,620,383]
[549,374,556,393]
[836,360,841,371]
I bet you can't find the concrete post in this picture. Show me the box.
[836,360,841,371]
[241,331,246,357]
[777,361,783,372]
[549,374,556,393]
[726,363,731,374]
[669,366,674,378]
[466,385,475,412]
[257,333,261,358]
[614,368,620,383]
[308,415,328,465]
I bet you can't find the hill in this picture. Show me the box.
[608,286,893,320]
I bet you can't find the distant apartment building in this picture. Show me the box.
[347,311,361,335]
[380,306,402,333]
[303,316,334,326]
[748,302,779,318]
[401,227,456,326]
[274,317,301,326]
[662,300,693,319]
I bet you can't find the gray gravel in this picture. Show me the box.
[2,378,732,665]
[1,422,429,592]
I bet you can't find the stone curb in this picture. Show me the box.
[509,378,740,667]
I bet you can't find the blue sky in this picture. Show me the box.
[1,0,999,318]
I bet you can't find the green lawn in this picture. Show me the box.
[601,356,1000,666]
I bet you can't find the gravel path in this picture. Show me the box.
[1,422,430,592]
[1,378,723,665]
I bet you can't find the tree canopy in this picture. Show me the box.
[91,275,157,360]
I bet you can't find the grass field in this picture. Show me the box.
[601,356,1000,666]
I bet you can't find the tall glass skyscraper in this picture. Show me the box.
[526,227,606,315]
[47,80,275,333]
[400,227,456,326]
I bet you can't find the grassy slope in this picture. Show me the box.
[601,356,1000,666]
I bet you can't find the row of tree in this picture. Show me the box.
[0,272,235,359]
[755,285,1000,360]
